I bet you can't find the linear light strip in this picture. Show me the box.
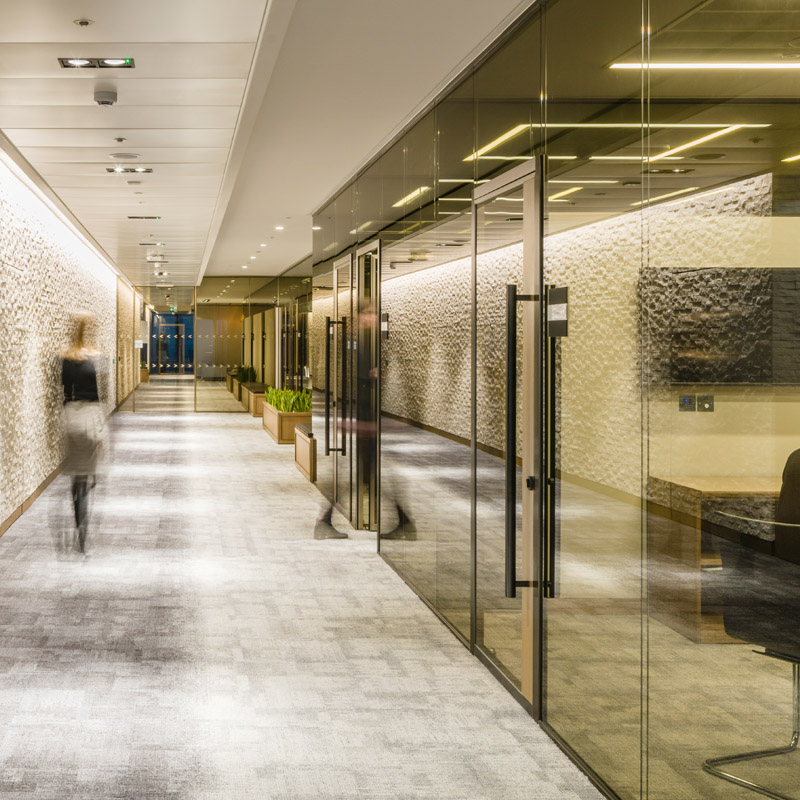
[392,186,431,207]
[548,186,582,201]
[463,124,529,162]
[648,125,742,162]
[590,156,683,161]
[782,153,800,163]
[612,62,800,70]
[549,179,618,184]
[631,187,699,207]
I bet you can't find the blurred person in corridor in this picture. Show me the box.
[61,312,107,553]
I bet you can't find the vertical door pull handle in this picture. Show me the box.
[324,316,332,456]
[340,316,347,457]
[506,284,538,599]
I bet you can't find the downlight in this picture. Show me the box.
[58,57,135,69]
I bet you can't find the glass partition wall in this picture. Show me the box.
[311,1,800,798]
[125,274,311,412]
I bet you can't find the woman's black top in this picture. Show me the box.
[62,357,99,404]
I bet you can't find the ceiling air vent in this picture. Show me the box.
[106,167,152,174]
[127,215,160,220]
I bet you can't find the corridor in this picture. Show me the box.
[0,412,601,800]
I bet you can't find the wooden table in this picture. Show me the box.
[647,475,781,644]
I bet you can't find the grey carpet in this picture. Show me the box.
[0,411,602,800]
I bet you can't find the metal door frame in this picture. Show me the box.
[157,322,186,374]
[472,156,544,716]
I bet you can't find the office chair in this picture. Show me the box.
[703,450,800,800]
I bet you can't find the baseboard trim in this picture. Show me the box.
[1,461,64,536]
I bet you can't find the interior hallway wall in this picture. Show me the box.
[116,279,135,405]
[379,174,782,498]
[0,158,117,528]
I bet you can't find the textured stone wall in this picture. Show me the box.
[0,159,117,524]
[116,279,135,405]
[311,294,333,391]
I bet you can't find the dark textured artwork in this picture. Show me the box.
[645,268,800,385]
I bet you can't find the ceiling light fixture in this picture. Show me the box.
[58,57,135,69]
[250,256,256,260]
[392,186,431,207]
[260,243,267,247]
[548,187,582,201]
[631,187,699,207]
[312,226,321,231]
[275,225,284,231]
[648,125,743,163]
[113,165,124,173]
[611,61,800,70]
[548,156,578,161]
[782,152,800,162]
[242,265,248,269]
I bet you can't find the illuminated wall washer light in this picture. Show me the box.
[611,62,800,70]
[631,187,699,207]
[392,186,431,207]
[548,186,582,201]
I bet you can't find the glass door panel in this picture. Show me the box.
[474,171,539,704]
[333,255,353,518]
[356,242,380,531]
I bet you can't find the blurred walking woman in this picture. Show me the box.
[62,313,106,552]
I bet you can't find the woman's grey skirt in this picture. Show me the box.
[63,401,106,476]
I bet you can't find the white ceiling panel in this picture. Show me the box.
[0,78,246,106]
[0,44,256,80]
[20,147,229,163]
[0,1,268,43]
[4,128,234,148]
[0,106,240,129]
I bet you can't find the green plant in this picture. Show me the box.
[265,387,312,413]
[236,365,256,383]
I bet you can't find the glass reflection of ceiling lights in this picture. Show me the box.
[392,186,431,207]
[464,122,770,163]
[611,62,800,70]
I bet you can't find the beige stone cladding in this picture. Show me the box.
[0,160,117,525]
[116,279,135,405]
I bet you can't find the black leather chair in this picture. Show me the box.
[703,450,800,800]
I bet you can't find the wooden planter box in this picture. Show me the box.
[262,403,312,445]
[231,377,241,400]
[240,383,267,417]
[294,423,316,482]
[139,368,149,384]
[226,372,235,393]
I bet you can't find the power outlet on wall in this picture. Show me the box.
[697,395,714,412]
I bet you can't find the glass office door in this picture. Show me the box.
[333,255,354,519]
[473,163,542,709]
[356,241,380,532]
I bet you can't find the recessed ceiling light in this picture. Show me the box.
[631,186,699,207]
[260,243,267,247]
[312,226,321,230]
[611,61,800,70]
[241,265,248,269]
[250,256,256,260]
[102,59,129,66]
[109,152,140,160]
[275,226,284,231]
[230,279,235,282]
[134,166,146,173]
[65,58,92,67]
[113,165,124,173]
[548,186,582,201]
